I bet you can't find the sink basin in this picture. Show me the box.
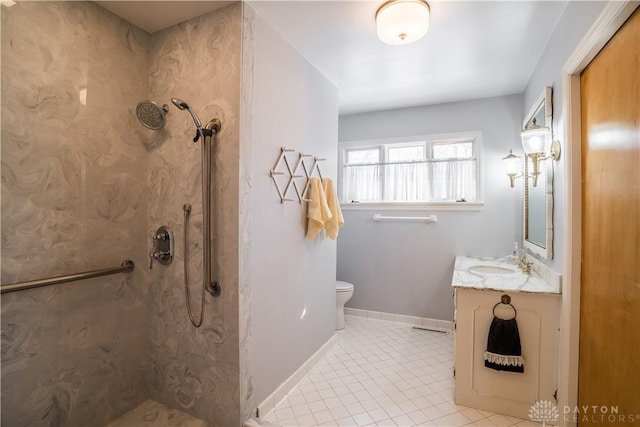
[469,265,516,275]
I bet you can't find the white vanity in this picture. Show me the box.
[452,256,561,419]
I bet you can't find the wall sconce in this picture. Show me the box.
[501,150,522,188]
[520,118,561,187]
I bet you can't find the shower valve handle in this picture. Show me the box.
[149,250,172,269]
[152,250,170,261]
[149,226,174,270]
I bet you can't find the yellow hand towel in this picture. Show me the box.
[306,177,332,240]
[323,178,344,240]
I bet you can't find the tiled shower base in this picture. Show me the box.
[107,400,209,427]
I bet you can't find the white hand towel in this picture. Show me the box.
[323,178,344,240]
[306,177,332,240]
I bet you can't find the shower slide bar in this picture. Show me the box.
[372,214,438,223]
[0,260,135,294]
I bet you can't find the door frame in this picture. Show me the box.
[559,2,639,425]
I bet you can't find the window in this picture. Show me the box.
[340,132,481,206]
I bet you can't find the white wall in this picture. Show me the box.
[338,95,523,321]
[247,9,340,406]
[522,1,607,272]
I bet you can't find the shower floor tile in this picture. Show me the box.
[107,399,209,427]
[264,315,529,427]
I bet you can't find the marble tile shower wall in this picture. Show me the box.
[2,2,246,427]
[239,3,257,422]
[146,3,244,426]
[1,2,151,426]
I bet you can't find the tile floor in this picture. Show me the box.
[263,315,539,427]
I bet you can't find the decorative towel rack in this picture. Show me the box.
[1,260,135,294]
[493,294,517,319]
[270,147,325,203]
[372,214,438,223]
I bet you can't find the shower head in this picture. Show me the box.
[136,101,169,130]
[171,97,204,142]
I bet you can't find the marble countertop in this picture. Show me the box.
[451,256,561,294]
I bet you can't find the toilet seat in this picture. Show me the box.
[336,281,354,292]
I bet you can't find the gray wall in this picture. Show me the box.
[146,4,244,425]
[1,2,150,425]
[245,8,340,405]
[338,95,523,321]
[522,0,607,273]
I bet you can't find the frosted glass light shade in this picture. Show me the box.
[502,150,521,188]
[502,150,522,176]
[376,0,430,45]
[521,124,550,155]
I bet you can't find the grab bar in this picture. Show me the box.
[0,260,135,294]
[373,214,438,223]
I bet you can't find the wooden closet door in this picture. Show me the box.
[579,7,639,424]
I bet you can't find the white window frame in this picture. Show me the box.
[338,131,484,211]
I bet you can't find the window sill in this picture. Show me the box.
[340,201,484,212]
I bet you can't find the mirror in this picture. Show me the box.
[523,86,553,259]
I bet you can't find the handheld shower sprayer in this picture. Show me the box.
[171,98,208,142]
[170,98,222,142]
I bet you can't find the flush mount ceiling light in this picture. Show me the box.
[376,0,430,45]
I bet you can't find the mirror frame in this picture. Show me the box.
[523,86,553,260]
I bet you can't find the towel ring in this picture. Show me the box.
[492,294,517,320]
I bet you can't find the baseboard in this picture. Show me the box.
[256,333,338,420]
[344,308,453,332]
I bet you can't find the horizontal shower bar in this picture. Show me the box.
[0,260,135,294]
[372,214,438,223]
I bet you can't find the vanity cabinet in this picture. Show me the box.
[452,257,561,419]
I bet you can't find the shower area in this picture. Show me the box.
[1,1,252,426]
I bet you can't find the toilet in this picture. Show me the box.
[335,281,354,330]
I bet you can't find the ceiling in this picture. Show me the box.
[96,0,568,115]
[95,1,234,34]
